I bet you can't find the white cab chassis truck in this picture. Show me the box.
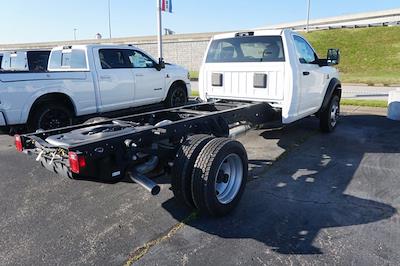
[16,30,341,217]
[0,44,190,131]
[199,29,341,132]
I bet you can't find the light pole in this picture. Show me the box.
[108,0,112,38]
[306,0,311,32]
[73,28,77,40]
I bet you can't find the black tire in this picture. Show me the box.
[165,83,188,108]
[171,134,213,209]
[29,103,73,131]
[191,138,248,217]
[319,95,340,133]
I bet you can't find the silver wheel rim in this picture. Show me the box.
[215,154,243,204]
[330,100,340,128]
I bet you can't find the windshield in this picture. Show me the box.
[206,36,285,63]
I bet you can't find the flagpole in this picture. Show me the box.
[306,0,311,32]
[108,0,112,38]
[157,0,163,63]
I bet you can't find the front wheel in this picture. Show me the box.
[165,83,188,108]
[319,95,340,133]
[191,138,248,217]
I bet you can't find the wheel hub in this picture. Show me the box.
[330,100,340,127]
[39,109,71,130]
[214,154,243,204]
[171,88,186,106]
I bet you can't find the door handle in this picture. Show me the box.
[135,74,144,77]
[100,75,111,80]
[303,71,310,76]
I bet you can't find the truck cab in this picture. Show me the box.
[199,29,341,126]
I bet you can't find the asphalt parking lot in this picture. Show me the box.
[1,107,399,265]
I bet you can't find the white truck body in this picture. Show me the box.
[0,44,190,127]
[199,29,340,124]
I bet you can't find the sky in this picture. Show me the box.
[0,0,399,44]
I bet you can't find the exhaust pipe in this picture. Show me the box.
[128,156,161,195]
[229,124,251,139]
[128,171,160,195]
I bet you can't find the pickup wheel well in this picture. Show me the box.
[165,80,188,107]
[29,93,76,117]
[28,93,76,127]
[169,80,188,94]
[318,78,342,115]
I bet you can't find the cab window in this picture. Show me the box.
[293,35,317,64]
[126,50,155,68]
[206,36,285,63]
[49,49,87,70]
[99,49,132,69]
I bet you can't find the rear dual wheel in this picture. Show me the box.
[28,103,73,131]
[172,135,248,217]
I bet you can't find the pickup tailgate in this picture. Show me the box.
[201,62,285,101]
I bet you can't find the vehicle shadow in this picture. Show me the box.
[161,114,399,255]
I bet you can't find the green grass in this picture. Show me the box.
[302,27,400,85]
[189,71,199,80]
[191,90,199,97]
[341,99,388,108]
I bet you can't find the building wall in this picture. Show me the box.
[135,40,209,72]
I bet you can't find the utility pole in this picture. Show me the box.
[306,0,311,32]
[73,28,77,40]
[108,0,112,38]
[157,0,163,62]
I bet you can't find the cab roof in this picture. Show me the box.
[52,43,140,51]
[211,29,292,40]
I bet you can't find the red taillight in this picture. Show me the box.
[68,151,86,174]
[15,135,23,152]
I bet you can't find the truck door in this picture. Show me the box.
[95,48,135,112]
[293,35,326,116]
[126,49,165,105]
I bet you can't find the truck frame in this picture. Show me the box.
[16,100,279,216]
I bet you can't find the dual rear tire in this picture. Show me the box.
[172,135,248,217]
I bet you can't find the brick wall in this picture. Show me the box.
[136,40,209,72]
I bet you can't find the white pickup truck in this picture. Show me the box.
[199,29,341,132]
[0,44,190,130]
